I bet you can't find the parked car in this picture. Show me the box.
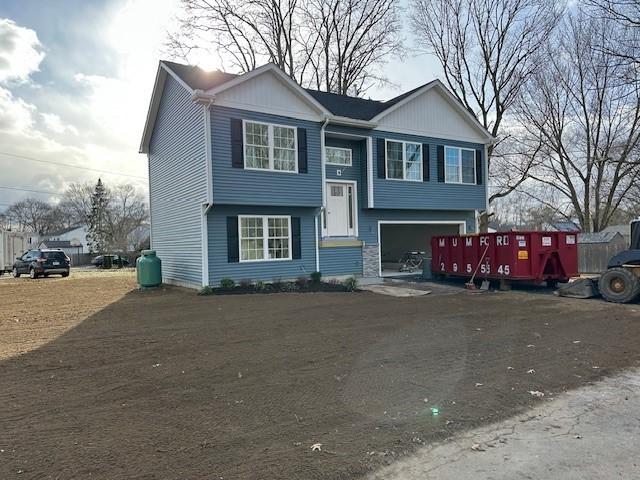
[91,255,130,268]
[12,249,70,279]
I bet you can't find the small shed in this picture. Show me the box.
[578,231,627,274]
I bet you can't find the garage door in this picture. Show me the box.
[380,223,462,275]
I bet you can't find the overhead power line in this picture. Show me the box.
[0,151,148,180]
[0,186,64,196]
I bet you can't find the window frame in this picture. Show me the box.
[325,146,353,166]
[384,139,423,182]
[238,215,293,263]
[444,146,477,185]
[242,120,298,174]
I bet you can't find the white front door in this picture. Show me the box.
[326,182,353,237]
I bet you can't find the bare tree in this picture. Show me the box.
[515,12,640,232]
[300,0,402,94]
[106,184,148,252]
[58,182,94,224]
[168,0,402,95]
[4,198,57,235]
[410,0,563,202]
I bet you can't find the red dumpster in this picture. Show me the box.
[431,231,579,284]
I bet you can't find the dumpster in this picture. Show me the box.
[431,231,579,284]
[136,250,162,287]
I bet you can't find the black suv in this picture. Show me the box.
[12,249,71,279]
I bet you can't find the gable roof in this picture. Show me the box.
[578,231,625,244]
[48,225,85,237]
[140,61,495,153]
[39,240,73,248]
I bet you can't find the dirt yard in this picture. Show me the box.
[1,273,640,480]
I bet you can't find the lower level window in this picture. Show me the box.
[239,215,291,262]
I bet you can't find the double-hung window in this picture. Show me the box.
[326,147,352,166]
[244,121,297,172]
[385,140,422,181]
[239,215,292,262]
[445,146,476,184]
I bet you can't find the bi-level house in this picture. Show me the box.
[139,61,494,288]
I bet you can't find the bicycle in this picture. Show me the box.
[398,251,426,272]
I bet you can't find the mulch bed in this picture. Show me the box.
[1,281,640,479]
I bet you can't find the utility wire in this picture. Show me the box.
[0,151,147,180]
[0,186,64,196]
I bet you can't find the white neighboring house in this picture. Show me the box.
[43,225,90,254]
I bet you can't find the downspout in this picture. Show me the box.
[201,97,215,287]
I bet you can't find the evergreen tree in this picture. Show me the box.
[86,178,110,253]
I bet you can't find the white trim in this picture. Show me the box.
[314,214,320,272]
[444,146,476,185]
[201,204,211,286]
[484,144,490,213]
[323,180,358,238]
[242,119,298,173]
[238,214,293,263]
[327,116,377,128]
[203,105,213,202]
[384,139,423,182]
[206,63,331,116]
[321,118,329,211]
[376,220,467,277]
[367,136,374,208]
[374,124,491,146]
[212,99,324,123]
[325,146,353,166]
[370,79,494,143]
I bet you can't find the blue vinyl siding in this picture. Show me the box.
[210,106,322,207]
[372,132,486,210]
[148,75,206,287]
[325,137,368,209]
[319,246,363,276]
[358,209,477,244]
[207,205,318,285]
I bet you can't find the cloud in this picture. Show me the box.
[0,18,45,84]
[0,86,36,133]
[41,112,79,136]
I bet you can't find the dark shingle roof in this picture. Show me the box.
[161,60,434,121]
[304,89,385,120]
[162,61,238,91]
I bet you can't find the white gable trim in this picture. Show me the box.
[371,80,494,144]
[139,62,196,154]
[206,63,332,117]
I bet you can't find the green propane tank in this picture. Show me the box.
[136,250,162,287]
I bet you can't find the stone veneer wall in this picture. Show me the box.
[362,244,379,277]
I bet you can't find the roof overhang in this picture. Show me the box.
[370,79,496,145]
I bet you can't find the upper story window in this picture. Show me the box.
[385,140,422,181]
[244,121,297,172]
[445,146,476,184]
[326,147,352,166]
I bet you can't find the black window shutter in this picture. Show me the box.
[297,128,307,173]
[227,216,239,262]
[376,138,386,179]
[231,119,243,168]
[422,144,430,181]
[437,145,445,183]
[475,149,483,185]
[291,217,301,259]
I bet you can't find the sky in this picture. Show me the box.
[0,0,440,209]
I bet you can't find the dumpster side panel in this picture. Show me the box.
[431,231,579,283]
